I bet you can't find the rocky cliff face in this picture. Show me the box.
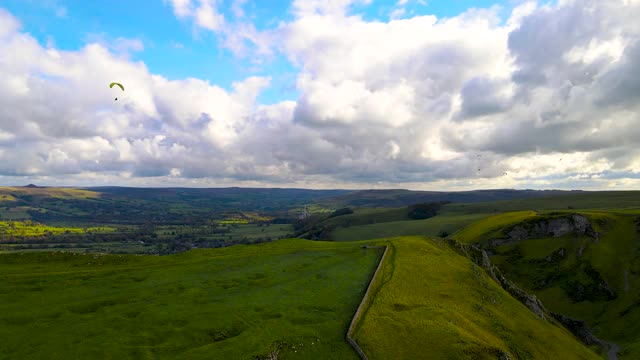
[489,214,597,247]
[482,214,617,303]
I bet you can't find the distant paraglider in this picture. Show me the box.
[110,82,124,101]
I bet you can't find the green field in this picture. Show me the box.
[156,223,294,242]
[0,220,114,237]
[351,236,601,359]
[331,213,489,241]
[0,239,383,359]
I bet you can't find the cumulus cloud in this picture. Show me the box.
[166,0,271,59]
[2,1,640,190]
[291,0,372,17]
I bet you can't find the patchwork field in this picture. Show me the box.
[0,220,114,237]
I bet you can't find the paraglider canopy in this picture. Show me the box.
[110,82,124,100]
[109,82,124,91]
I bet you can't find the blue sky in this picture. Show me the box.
[2,0,518,104]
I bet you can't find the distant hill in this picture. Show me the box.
[316,189,583,208]
[0,186,351,224]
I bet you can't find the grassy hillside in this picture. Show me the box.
[351,236,601,359]
[0,186,101,199]
[453,210,640,358]
[443,191,640,215]
[0,239,383,359]
[0,186,349,224]
[331,213,489,241]
[453,211,539,244]
[316,189,581,208]
[324,191,640,242]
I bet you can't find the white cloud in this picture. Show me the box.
[194,0,225,31]
[0,8,21,37]
[166,0,272,59]
[2,1,640,190]
[232,0,248,18]
[390,7,406,20]
[170,0,194,17]
[291,0,372,17]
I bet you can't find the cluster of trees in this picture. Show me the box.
[328,207,354,218]
[0,229,155,244]
[407,201,450,220]
[291,208,355,240]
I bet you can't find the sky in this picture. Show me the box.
[0,0,639,190]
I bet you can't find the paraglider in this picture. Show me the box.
[110,82,124,100]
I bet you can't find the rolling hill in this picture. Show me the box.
[1,235,605,359]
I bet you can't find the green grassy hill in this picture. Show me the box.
[0,239,383,359]
[352,236,602,359]
[443,191,640,215]
[313,191,640,243]
[331,212,489,241]
[2,234,606,359]
[0,186,348,224]
[315,189,582,208]
[453,210,640,359]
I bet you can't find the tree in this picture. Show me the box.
[328,208,354,218]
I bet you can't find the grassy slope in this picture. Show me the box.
[0,186,101,199]
[443,191,640,215]
[453,211,539,244]
[0,239,383,360]
[327,191,640,243]
[352,236,601,359]
[453,210,640,358]
[331,213,489,241]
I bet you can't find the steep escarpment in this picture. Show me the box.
[454,211,640,359]
[445,238,610,354]
[475,213,618,303]
[351,236,601,360]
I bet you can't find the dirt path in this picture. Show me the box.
[604,341,620,360]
